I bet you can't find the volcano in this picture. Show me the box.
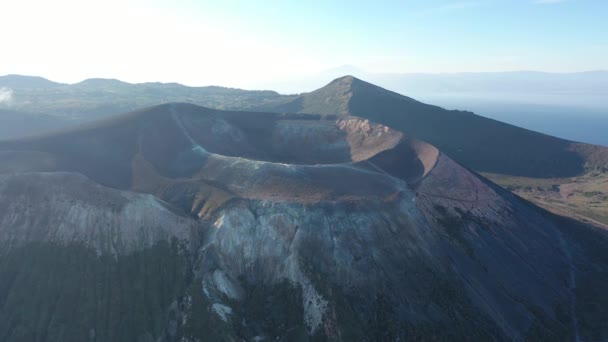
[0,103,607,341]
[257,76,608,178]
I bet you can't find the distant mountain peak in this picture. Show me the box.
[266,75,419,116]
[0,74,63,89]
[321,75,402,97]
[325,75,367,89]
[324,75,415,99]
[76,78,130,87]
[329,74,357,83]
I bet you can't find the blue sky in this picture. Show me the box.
[0,0,606,87]
[193,0,608,72]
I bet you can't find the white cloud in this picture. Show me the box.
[0,88,13,105]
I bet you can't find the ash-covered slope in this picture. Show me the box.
[0,103,607,341]
[258,76,608,178]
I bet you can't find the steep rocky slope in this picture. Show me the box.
[254,76,608,227]
[0,103,607,341]
[256,76,608,178]
[3,74,606,179]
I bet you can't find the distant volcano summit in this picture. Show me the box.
[257,76,608,178]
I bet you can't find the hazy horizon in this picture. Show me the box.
[1,0,607,89]
[1,0,607,144]
[2,70,607,146]
[2,68,608,90]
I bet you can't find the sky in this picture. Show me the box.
[0,0,606,88]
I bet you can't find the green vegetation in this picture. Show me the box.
[0,78,287,120]
[485,172,608,227]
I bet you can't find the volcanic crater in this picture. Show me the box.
[167,104,437,165]
[0,103,439,210]
[147,104,441,203]
[1,101,606,341]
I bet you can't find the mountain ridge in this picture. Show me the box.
[2,74,608,227]
[3,73,606,179]
[257,75,608,178]
[0,74,63,89]
[1,103,608,340]
[0,74,283,94]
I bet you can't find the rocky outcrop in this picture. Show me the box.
[0,103,606,341]
[0,172,196,256]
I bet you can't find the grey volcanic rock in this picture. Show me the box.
[0,103,607,341]
[0,172,195,256]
